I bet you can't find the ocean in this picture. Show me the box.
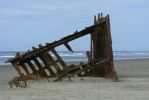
[1,51,149,65]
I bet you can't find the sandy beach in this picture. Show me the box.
[0,59,149,100]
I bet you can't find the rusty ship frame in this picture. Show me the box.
[7,13,118,88]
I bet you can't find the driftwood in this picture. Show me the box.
[7,13,118,88]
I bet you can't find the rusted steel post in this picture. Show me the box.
[94,15,97,25]
[104,15,118,80]
[20,63,30,75]
[32,58,47,77]
[26,60,37,74]
[51,49,67,70]
[64,43,73,52]
[11,62,22,76]
[38,53,56,77]
[45,53,62,74]
[92,30,100,60]
[90,34,93,61]
[32,58,42,69]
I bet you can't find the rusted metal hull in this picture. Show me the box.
[7,13,118,88]
[91,14,117,79]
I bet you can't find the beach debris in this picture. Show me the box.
[7,13,118,87]
[8,73,40,88]
[9,73,27,88]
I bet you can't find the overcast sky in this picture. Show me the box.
[0,0,148,51]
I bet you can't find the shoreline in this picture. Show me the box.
[1,58,149,66]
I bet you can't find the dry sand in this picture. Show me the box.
[0,60,149,100]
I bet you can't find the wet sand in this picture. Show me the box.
[0,59,149,100]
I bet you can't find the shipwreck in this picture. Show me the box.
[7,13,118,88]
